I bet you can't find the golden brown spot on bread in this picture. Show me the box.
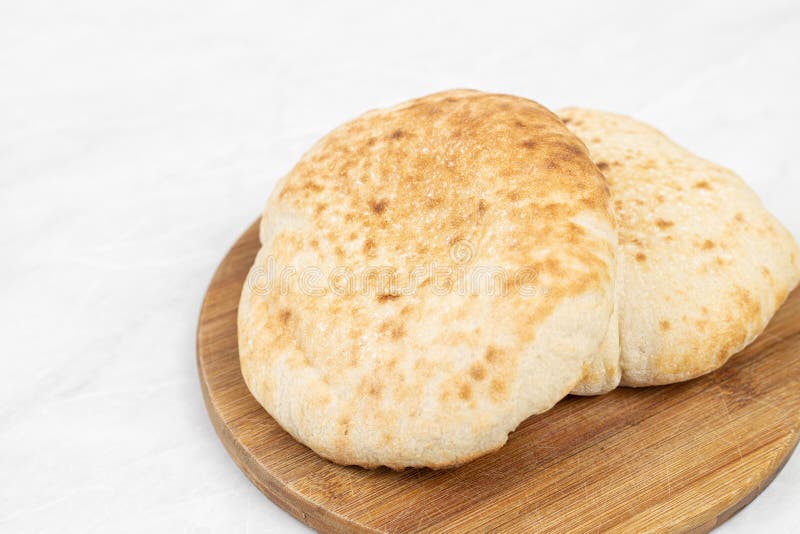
[447,234,463,246]
[520,140,536,149]
[734,286,761,323]
[579,195,602,212]
[478,199,487,216]
[635,252,647,262]
[485,345,501,363]
[660,320,671,331]
[338,416,350,436]
[369,198,388,214]
[560,141,584,157]
[543,257,562,274]
[655,219,674,230]
[279,309,292,325]
[377,293,401,303]
[567,222,586,242]
[425,196,442,208]
[694,181,711,190]
[390,129,405,139]
[458,383,472,401]
[490,379,507,401]
[469,363,487,381]
[596,161,609,172]
[369,384,382,397]
[702,239,715,250]
[734,212,745,223]
[363,238,375,256]
[379,319,405,339]
[641,159,657,170]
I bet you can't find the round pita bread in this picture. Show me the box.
[238,90,616,468]
[560,108,800,387]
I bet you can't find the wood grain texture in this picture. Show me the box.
[197,220,800,533]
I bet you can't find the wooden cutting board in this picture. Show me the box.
[197,220,800,533]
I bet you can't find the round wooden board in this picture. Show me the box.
[197,220,800,533]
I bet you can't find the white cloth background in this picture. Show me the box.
[1,1,798,532]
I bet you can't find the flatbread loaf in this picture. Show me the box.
[238,90,617,468]
[560,108,800,386]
